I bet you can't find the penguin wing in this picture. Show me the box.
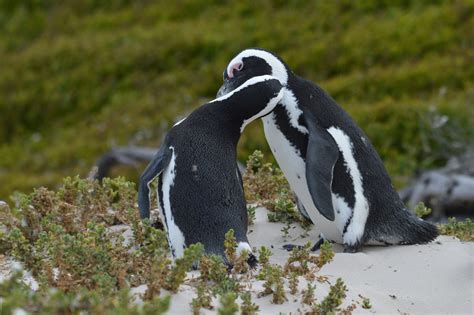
[138,145,172,219]
[302,109,339,221]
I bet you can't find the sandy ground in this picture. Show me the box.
[1,207,473,314]
[163,207,474,314]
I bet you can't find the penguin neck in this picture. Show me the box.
[207,100,272,137]
[202,103,247,143]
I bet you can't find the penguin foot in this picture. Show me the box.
[283,237,326,252]
[343,243,361,253]
[310,237,325,251]
[247,253,258,269]
[282,244,303,251]
[151,220,165,230]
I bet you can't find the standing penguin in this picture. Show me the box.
[138,75,283,263]
[217,49,438,252]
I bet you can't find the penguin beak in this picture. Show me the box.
[217,80,238,97]
[216,83,229,98]
[217,75,247,98]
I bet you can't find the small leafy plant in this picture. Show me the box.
[439,217,474,241]
[0,174,355,313]
[313,278,348,314]
[301,283,316,306]
[243,151,309,226]
[240,291,259,315]
[247,205,257,225]
[360,295,372,309]
[259,264,287,304]
[217,291,239,315]
[414,202,432,218]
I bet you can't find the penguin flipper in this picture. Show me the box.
[302,110,339,221]
[138,145,172,219]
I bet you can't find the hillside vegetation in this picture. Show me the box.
[1,1,473,199]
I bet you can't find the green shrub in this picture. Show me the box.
[439,218,474,241]
[1,1,473,199]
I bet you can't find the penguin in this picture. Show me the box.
[138,75,284,264]
[217,48,439,252]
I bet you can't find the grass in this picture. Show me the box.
[0,1,473,199]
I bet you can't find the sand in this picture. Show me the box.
[1,206,473,314]
[164,207,474,314]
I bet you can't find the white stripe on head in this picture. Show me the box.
[226,49,288,85]
[226,50,307,134]
[326,127,369,246]
[210,74,277,103]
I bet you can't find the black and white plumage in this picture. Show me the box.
[138,75,283,263]
[218,48,438,252]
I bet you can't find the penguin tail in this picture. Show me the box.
[398,213,439,245]
[365,208,439,246]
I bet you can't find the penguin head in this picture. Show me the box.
[217,48,290,97]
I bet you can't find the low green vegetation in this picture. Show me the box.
[414,202,473,241]
[1,164,471,313]
[361,296,373,309]
[415,202,433,218]
[243,150,310,227]
[0,175,362,313]
[0,273,171,315]
[1,1,473,199]
[438,217,474,241]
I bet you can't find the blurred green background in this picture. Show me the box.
[0,0,473,200]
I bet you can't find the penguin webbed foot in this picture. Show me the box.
[151,220,164,230]
[223,253,259,271]
[247,253,258,269]
[283,237,326,252]
[282,244,302,251]
[310,237,325,251]
[343,242,361,253]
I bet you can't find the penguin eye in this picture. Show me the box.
[227,61,244,79]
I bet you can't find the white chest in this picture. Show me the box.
[262,114,348,243]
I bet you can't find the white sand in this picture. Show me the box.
[164,207,473,314]
[1,207,473,314]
